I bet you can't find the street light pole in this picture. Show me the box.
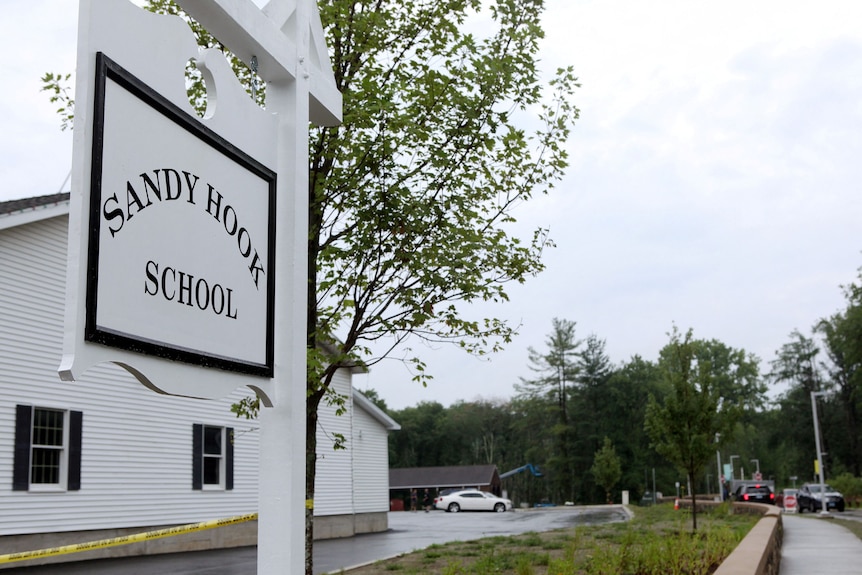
[751,459,760,475]
[811,391,829,516]
[715,433,723,501]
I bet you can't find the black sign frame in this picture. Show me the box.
[85,52,276,378]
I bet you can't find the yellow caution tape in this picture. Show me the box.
[0,513,257,565]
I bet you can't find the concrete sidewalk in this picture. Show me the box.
[781,513,862,574]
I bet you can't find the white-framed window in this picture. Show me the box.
[31,407,66,486]
[203,425,224,487]
[192,424,233,491]
[13,405,83,491]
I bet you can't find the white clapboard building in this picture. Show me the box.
[0,193,399,566]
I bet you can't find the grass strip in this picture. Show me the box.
[338,504,759,575]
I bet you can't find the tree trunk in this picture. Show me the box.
[305,389,324,575]
[306,159,323,575]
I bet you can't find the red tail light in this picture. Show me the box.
[770,493,775,500]
[743,494,750,501]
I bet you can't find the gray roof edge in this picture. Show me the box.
[354,390,400,431]
[389,465,498,489]
[0,193,70,231]
[389,482,487,489]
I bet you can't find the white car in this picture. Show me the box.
[434,489,513,513]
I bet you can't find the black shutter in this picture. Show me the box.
[225,427,234,491]
[13,405,32,491]
[192,424,203,490]
[68,411,83,491]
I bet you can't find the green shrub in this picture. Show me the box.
[831,473,862,505]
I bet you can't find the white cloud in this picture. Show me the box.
[360,1,862,409]
[0,0,78,201]
[3,0,861,410]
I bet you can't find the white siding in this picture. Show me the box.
[352,404,391,513]
[0,207,395,538]
[313,370,354,516]
[0,215,260,535]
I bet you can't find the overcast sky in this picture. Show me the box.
[2,1,861,411]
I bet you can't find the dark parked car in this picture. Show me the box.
[797,483,845,512]
[640,491,659,506]
[733,483,775,504]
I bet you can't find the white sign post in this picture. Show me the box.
[61,0,341,572]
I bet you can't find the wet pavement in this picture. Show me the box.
[1,506,630,575]
[316,505,630,573]
[780,509,862,575]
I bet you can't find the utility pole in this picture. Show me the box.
[811,391,830,516]
[715,433,723,501]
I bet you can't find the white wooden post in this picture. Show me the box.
[65,0,341,575]
[174,1,341,573]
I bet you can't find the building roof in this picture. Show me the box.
[0,193,70,231]
[354,390,400,431]
[0,192,70,216]
[318,339,367,375]
[389,465,499,490]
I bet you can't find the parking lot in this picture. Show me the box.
[2,506,631,575]
[317,505,631,573]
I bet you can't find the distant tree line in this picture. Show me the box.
[371,267,862,508]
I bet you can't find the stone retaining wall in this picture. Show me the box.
[675,499,782,575]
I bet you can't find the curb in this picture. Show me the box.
[676,499,782,575]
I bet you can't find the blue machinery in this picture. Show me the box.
[500,463,543,479]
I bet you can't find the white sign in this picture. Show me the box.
[86,53,276,377]
[63,1,342,571]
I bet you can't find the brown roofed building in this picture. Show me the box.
[389,465,502,498]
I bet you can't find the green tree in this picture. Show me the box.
[44,2,578,572]
[816,272,862,476]
[577,334,613,390]
[517,318,581,416]
[691,339,765,413]
[509,394,556,505]
[306,5,577,570]
[831,472,862,507]
[602,356,668,501]
[445,399,513,466]
[571,334,614,501]
[762,268,862,483]
[682,338,765,490]
[388,401,450,468]
[768,330,824,480]
[515,318,582,502]
[591,436,622,504]
[770,329,822,394]
[644,328,739,531]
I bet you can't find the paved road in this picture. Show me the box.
[2,506,630,575]
[316,506,629,573]
[781,510,862,575]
